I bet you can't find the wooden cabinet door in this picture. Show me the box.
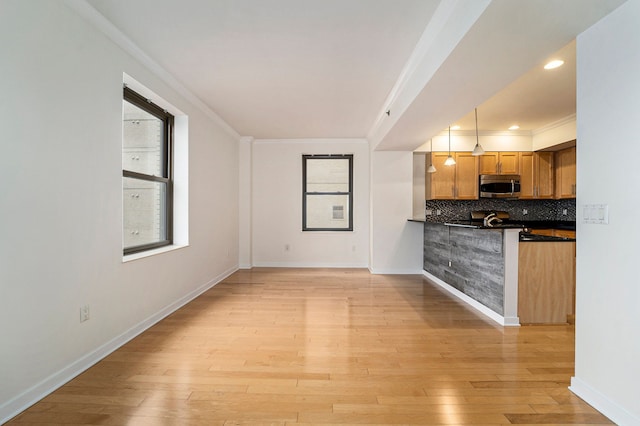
[519,152,534,199]
[427,153,455,199]
[555,147,576,199]
[479,152,499,174]
[479,152,519,174]
[454,153,478,199]
[535,152,555,198]
[518,242,575,324]
[499,152,519,174]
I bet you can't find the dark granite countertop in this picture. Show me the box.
[438,219,576,231]
[442,220,525,229]
[519,233,576,242]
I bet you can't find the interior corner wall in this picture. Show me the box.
[572,2,640,425]
[370,150,424,274]
[238,137,253,268]
[251,139,370,268]
[0,1,239,422]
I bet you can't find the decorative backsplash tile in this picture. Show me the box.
[425,198,576,222]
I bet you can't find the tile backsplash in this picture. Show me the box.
[425,198,576,222]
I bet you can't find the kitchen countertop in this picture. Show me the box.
[519,233,575,242]
[438,220,576,242]
[443,220,524,229]
[441,219,575,230]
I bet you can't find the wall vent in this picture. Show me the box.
[332,205,344,220]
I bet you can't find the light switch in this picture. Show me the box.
[583,204,609,224]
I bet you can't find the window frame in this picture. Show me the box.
[302,154,353,232]
[122,86,174,255]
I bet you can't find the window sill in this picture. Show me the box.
[123,244,188,263]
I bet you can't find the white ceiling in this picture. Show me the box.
[452,40,576,133]
[88,0,439,139]
[86,0,625,149]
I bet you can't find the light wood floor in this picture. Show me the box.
[7,268,612,425]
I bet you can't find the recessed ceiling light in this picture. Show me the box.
[544,59,564,70]
[508,125,520,130]
[450,125,461,130]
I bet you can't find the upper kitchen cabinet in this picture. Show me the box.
[479,152,520,175]
[555,146,576,198]
[455,153,480,199]
[427,153,455,199]
[519,152,554,199]
[426,152,478,200]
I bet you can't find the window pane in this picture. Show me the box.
[123,177,167,249]
[305,194,350,229]
[306,158,349,192]
[123,100,164,176]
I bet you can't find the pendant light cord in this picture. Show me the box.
[475,108,479,143]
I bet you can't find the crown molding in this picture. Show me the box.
[532,114,576,136]
[436,129,532,137]
[63,0,241,141]
[253,138,368,145]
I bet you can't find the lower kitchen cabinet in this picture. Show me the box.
[518,241,576,324]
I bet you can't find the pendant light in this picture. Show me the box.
[427,139,436,173]
[471,107,485,156]
[444,126,456,166]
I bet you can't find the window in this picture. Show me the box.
[122,87,173,254]
[302,154,353,231]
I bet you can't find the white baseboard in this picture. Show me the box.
[251,262,369,268]
[570,376,639,426]
[422,270,519,327]
[0,266,238,425]
[369,268,424,275]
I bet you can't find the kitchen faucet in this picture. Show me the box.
[483,212,503,227]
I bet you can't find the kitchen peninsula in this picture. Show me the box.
[423,222,522,325]
[421,210,576,326]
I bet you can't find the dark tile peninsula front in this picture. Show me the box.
[423,222,505,315]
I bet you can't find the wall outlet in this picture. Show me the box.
[522,209,528,215]
[80,305,90,322]
[436,210,441,216]
[425,209,433,216]
[562,209,568,215]
[448,260,452,267]
[284,244,290,252]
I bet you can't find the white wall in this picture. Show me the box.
[251,139,369,267]
[570,2,640,425]
[0,1,239,421]
[370,151,424,274]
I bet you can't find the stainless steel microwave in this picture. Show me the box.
[479,174,521,198]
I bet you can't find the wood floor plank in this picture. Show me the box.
[5,268,614,425]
